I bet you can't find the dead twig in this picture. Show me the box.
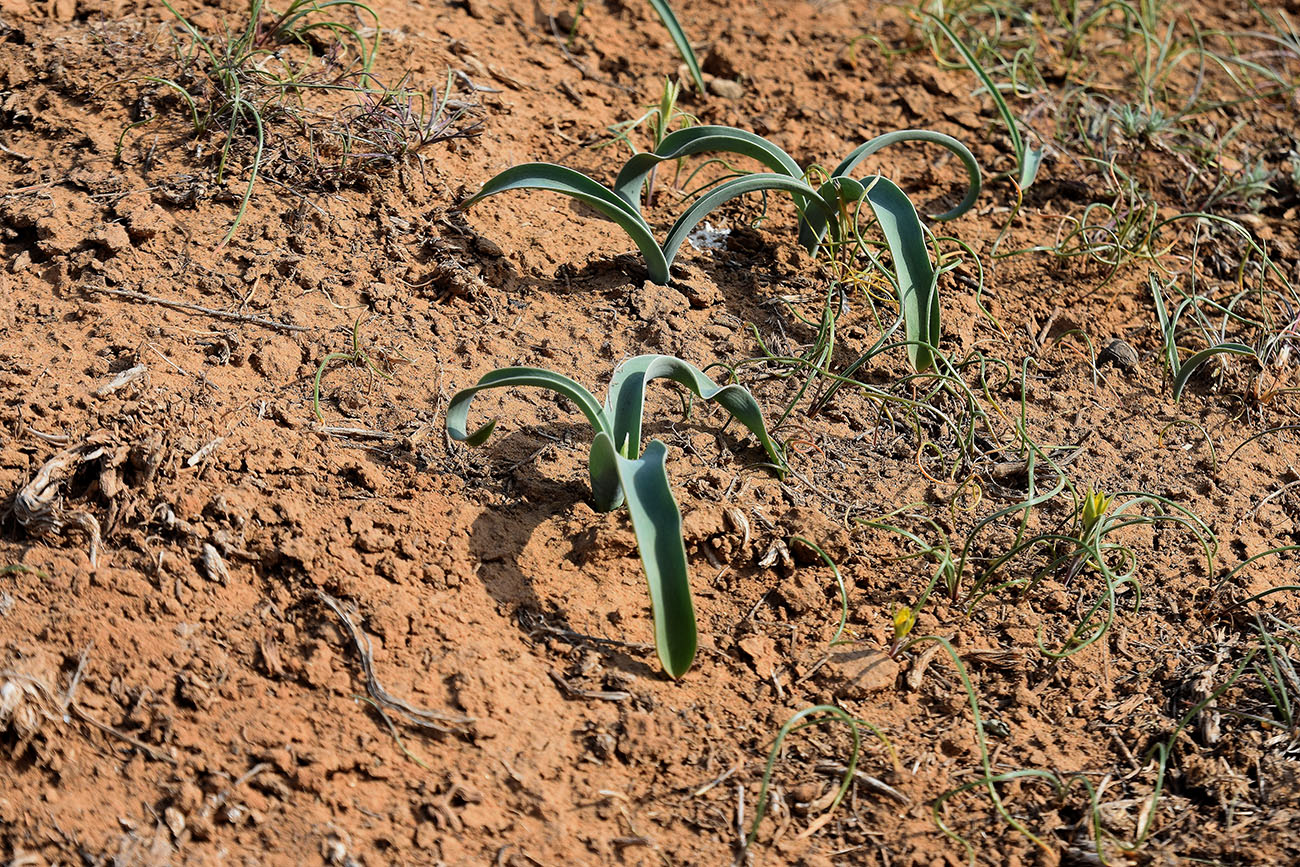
[693,760,741,797]
[198,762,272,823]
[547,669,632,702]
[311,424,399,441]
[94,364,148,398]
[0,140,33,161]
[186,436,226,467]
[979,439,1089,486]
[814,760,909,805]
[3,644,175,764]
[82,285,309,333]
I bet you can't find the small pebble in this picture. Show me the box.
[709,78,745,100]
[1098,337,1139,373]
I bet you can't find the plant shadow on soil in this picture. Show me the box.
[462,425,663,680]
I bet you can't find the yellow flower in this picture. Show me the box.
[892,605,916,641]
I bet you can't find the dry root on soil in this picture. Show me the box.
[0,656,61,759]
[8,435,110,567]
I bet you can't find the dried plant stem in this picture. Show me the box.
[83,285,309,333]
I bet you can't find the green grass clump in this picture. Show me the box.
[120,0,478,245]
[140,0,380,245]
[446,355,786,678]
[1147,217,1300,405]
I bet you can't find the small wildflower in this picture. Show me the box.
[1081,487,1114,541]
[892,605,916,642]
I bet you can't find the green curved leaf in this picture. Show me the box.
[588,428,625,512]
[922,12,1040,190]
[1172,343,1256,400]
[659,173,832,269]
[613,125,804,212]
[608,437,697,678]
[445,367,621,508]
[646,0,706,96]
[800,129,981,247]
[461,163,671,283]
[603,354,787,473]
[446,366,610,444]
[1018,146,1045,191]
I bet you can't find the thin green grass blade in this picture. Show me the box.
[922,12,1041,189]
[462,163,670,282]
[659,173,831,269]
[1171,343,1255,400]
[160,0,222,69]
[603,355,787,472]
[275,0,381,69]
[609,437,697,678]
[859,177,940,372]
[613,125,804,212]
[135,76,203,131]
[646,0,706,95]
[217,97,264,249]
[746,705,862,848]
[1148,271,1182,377]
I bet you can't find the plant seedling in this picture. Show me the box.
[1078,486,1114,548]
[312,315,395,422]
[446,355,786,678]
[461,125,981,372]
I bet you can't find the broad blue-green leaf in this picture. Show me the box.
[646,0,706,96]
[1018,146,1045,190]
[604,355,787,472]
[588,428,625,512]
[609,437,697,677]
[822,174,866,206]
[659,173,833,269]
[810,176,939,372]
[859,177,941,372]
[613,125,804,212]
[461,163,671,283]
[1172,343,1256,400]
[446,354,787,678]
[446,366,610,443]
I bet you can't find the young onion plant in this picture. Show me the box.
[446,355,786,678]
[460,126,981,372]
[1147,215,1300,404]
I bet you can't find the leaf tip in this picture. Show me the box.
[460,418,498,447]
